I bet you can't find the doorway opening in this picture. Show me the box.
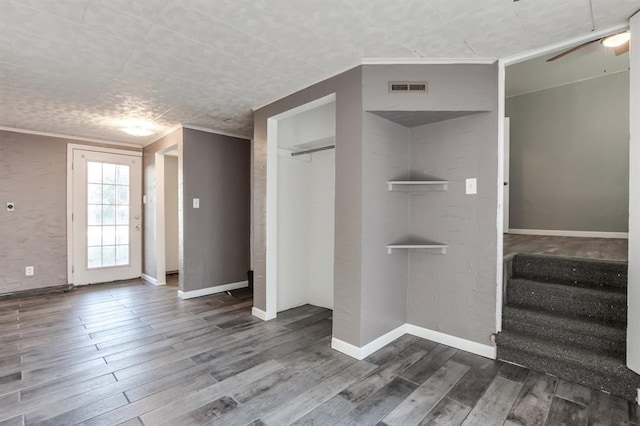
[265,94,336,319]
[154,144,182,290]
[503,36,630,261]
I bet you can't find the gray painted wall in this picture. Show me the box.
[0,130,140,295]
[143,129,183,279]
[506,71,630,232]
[408,112,498,346]
[253,66,364,346]
[360,112,411,344]
[181,128,250,293]
[362,64,499,347]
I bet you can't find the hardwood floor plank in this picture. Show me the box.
[26,392,128,426]
[334,377,417,426]
[544,397,587,426]
[259,360,377,425]
[139,360,283,425]
[417,397,472,426]
[0,415,23,426]
[400,345,457,385]
[382,360,470,426]
[446,353,502,407]
[587,390,635,426]
[497,363,529,383]
[291,395,355,426]
[555,380,591,406]
[340,345,427,404]
[461,376,523,426]
[505,372,557,426]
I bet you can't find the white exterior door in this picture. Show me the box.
[628,13,640,375]
[71,148,142,285]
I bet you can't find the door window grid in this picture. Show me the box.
[86,161,130,269]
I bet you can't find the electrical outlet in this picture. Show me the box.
[25,266,34,276]
[6,202,15,211]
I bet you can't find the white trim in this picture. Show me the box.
[251,306,275,321]
[361,58,497,65]
[178,281,248,299]
[144,124,182,147]
[406,324,497,359]
[496,59,506,334]
[66,144,143,285]
[0,126,142,148]
[331,325,407,360]
[508,228,629,239]
[182,125,250,141]
[331,324,496,360]
[142,274,165,286]
[155,152,167,286]
[501,23,629,66]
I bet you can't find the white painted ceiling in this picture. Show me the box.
[506,38,630,97]
[0,0,637,145]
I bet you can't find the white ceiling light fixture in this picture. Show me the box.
[602,31,631,47]
[119,120,157,137]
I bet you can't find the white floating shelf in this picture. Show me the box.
[386,243,448,255]
[387,181,449,191]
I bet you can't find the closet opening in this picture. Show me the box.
[265,94,336,319]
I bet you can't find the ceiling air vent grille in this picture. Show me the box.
[389,81,428,93]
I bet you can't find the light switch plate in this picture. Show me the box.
[193,198,200,209]
[465,178,477,195]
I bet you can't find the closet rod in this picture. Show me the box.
[290,145,335,157]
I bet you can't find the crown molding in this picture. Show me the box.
[0,126,141,148]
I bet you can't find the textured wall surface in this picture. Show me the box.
[408,111,498,346]
[181,128,251,293]
[142,129,183,280]
[360,112,411,344]
[506,72,630,232]
[0,130,140,295]
[253,66,364,345]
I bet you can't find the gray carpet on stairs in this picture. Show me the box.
[496,253,640,401]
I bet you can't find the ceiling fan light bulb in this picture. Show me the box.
[602,31,631,48]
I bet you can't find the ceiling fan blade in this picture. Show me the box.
[614,41,630,56]
[546,39,599,62]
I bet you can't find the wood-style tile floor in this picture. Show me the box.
[0,281,638,426]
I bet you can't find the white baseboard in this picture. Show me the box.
[178,281,248,300]
[508,228,628,239]
[406,324,497,359]
[251,306,276,321]
[332,324,408,360]
[332,323,496,361]
[142,274,165,286]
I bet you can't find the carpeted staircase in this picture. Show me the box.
[496,253,640,401]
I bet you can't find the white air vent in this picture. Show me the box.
[389,81,428,93]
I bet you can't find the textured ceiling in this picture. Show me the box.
[0,0,637,145]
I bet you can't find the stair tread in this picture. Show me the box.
[508,277,626,296]
[497,332,627,370]
[502,306,626,333]
[511,253,627,289]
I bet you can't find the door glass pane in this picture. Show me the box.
[86,161,131,270]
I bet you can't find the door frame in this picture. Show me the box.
[66,144,143,285]
[496,22,629,333]
[263,93,336,320]
[153,144,180,288]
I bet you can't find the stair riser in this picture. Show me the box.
[496,346,639,401]
[511,256,627,290]
[507,284,626,324]
[502,319,626,356]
